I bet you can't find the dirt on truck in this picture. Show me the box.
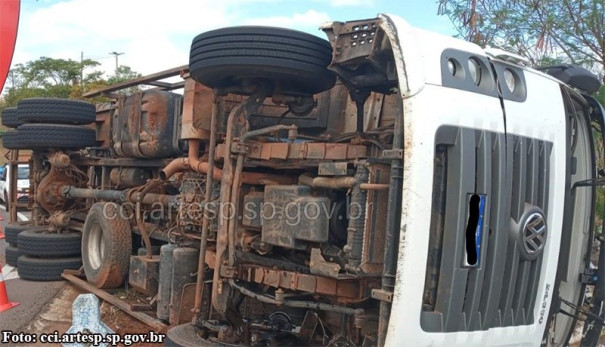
[3,13,605,347]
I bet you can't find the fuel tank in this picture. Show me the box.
[112,90,184,158]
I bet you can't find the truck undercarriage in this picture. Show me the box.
[3,17,403,346]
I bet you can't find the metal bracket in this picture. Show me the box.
[371,289,393,303]
[309,248,341,278]
[220,266,238,278]
[318,162,348,176]
[381,149,403,160]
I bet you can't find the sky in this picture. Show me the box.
[12,0,457,79]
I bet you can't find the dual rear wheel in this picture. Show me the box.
[2,98,97,151]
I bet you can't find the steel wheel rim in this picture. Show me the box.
[88,222,105,270]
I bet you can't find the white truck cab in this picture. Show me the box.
[358,14,603,346]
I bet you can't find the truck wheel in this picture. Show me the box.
[16,124,97,149]
[18,229,82,257]
[1,107,24,128]
[2,131,27,150]
[165,323,213,346]
[4,223,41,245]
[82,202,132,289]
[5,245,22,267]
[17,255,82,281]
[189,26,335,96]
[17,98,95,125]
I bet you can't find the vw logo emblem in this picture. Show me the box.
[520,211,547,259]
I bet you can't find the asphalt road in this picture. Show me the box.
[0,207,67,333]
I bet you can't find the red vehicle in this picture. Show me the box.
[0,0,19,93]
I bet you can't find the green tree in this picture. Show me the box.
[438,0,605,78]
[2,57,102,107]
[1,57,141,111]
[108,65,141,85]
[106,65,142,95]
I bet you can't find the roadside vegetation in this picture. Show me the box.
[0,57,140,110]
[0,57,140,164]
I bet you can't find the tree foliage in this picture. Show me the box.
[3,57,98,105]
[106,65,142,95]
[108,65,141,85]
[438,0,605,78]
[1,57,141,112]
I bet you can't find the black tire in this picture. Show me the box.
[189,26,335,96]
[17,98,95,125]
[2,131,27,150]
[82,202,132,289]
[17,256,82,281]
[5,245,22,267]
[16,124,97,149]
[4,223,41,245]
[1,107,24,128]
[18,229,82,257]
[165,324,214,347]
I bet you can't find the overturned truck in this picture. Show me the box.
[3,13,605,346]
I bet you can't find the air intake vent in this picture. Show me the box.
[421,126,552,332]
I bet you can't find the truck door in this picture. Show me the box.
[547,87,597,346]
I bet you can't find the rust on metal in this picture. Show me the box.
[84,65,188,98]
[212,85,270,315]
[360,164,390,275]
[193,180,219,319]
[309,248,341,278]
[114,90,182,159]
[37,164,83,214]
[128,255,160,296]
[237,263,377,303]
[159,157,189,180]
[48,212,70,229]
[142,90,168,132]
[160,140,295,184]
[48,152,70,168]
[95,104,113,147]
[299,174,357,189]
[177,283,197,324]
[181,77,213,140]
[217,142,367,161]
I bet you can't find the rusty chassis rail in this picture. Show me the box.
[193,96,220,318]
[212,83,270,315]
[83,65,189,98]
